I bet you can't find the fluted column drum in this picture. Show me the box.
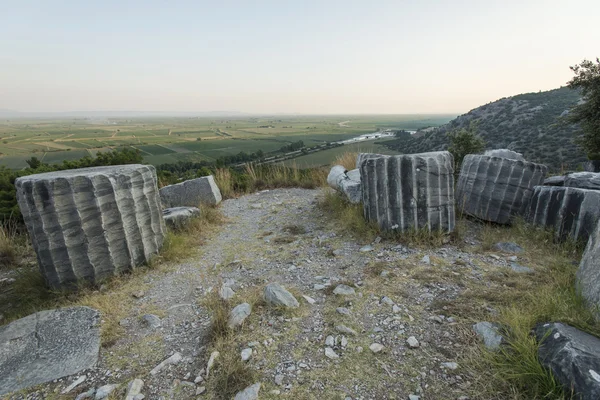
[359,151,455,233]
[15,164,165,289]
[456,155,547,224]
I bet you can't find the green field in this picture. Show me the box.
[0,115,454,169]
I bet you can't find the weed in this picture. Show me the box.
[332,151,358,170]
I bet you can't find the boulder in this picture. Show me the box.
[0,307,100,396]
[577,220,600,312]
[327,165,361,204]
[15,165,165,289]
[544,176,566,186]
[564,172,600,191]
[159,175,222,208]
[264,283,299,308]
[162,207,201,229]
[456,154,547,224]
[359,151,455,232]
[483,149,525,161]
[527,186,600,243]
[535,322,600,399]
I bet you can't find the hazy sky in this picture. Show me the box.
[1,0,598,114]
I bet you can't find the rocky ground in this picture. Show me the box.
[3,188,549,400]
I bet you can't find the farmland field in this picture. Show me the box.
[0,114,454,169]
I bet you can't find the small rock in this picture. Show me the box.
[314,284,326,290]
[241,348,253,361]
[336,307,351,315]
[228,303,252,328]
[264,283,299,308]
[408,395,421,400]
[325,347,339,359]
[95,384,119,400]
[441,362,459,370]
[473,322,503,350]
[219,286,236,300]
[125,379,144,400]
[359,245,374,252]
[206,351,220,378]
[75,389,95,400]
[407,336,420,348]
[325,336,335,347]
[380,270,390,278]
[234,382,261,400]
[356,346,363,353]
[275,374,284,386]
[150,352,183,375]
[196,386,206,395]
[141,314,161,329]
[421,255,431,264]
[392,305,401,313]
[509,263,534,273]
[369,343,384,353]
[380,296,394,305]
[132,291,145,299]
[495,242,523,253]
[429,316,443,324]
[336,325,358,336]
[333,284,356,296]
[62,375,86,394]
[302,295,316,304]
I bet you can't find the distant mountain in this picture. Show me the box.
[381,87,585,171]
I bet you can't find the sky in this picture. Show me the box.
[0,0,598,115]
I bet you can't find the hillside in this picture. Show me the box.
[381,87,585,170]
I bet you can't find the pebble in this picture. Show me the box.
[336,307,351,315]
[228,303,252,328]
[407,336,420,348]
[61,375,86,394]
[125,379,144,400]
[302,295,316,304]
[325,335,335,346]
[219,285,236,300]
[241,348,253,361]
[421,255,431,264]
[333,284,356,296]
[150,352,183,375]
[441,362,459,370]
[141,314,161,329]
[275,374,284,386]
[196,386,206,395]
[234,382,261,400]
[325,347,339,359]
[206,351,220,378]
[335,325,358,336]
[369,343,384,353]
[94,384,119,400]
[359,245,374,252]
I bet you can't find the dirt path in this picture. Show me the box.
[13,188,525,399]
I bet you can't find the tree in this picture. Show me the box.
[447,122,485,171]
[25,157,42,169]
[567,58,600,160]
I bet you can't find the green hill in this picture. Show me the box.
[381,87,585,171]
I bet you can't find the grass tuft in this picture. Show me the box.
[332,151,358,170]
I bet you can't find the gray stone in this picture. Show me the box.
[150,352,182,375]
[302,295,316,304]
[205,351,219,378]
[336,307,351,315]
[95,384,119,400]
[141,314,161,329]
[75,389,96,400]
[325,336,335,346]
[509,263,533,274]
[526,186,600,243]
[241,348,253,361]
[324,347,339,359]
[473,322,503,350]
[564,172,600,190]
[275,374,284,385]
[483,149,525,161]
[264,283,299,308]
[544,176,566,186]
[407,336,420,348]
[456,154,547,224]
[233,383,261,400]
[125,379,144,400]
[577,222,600,312]
[409,395,421,400]
[333,284,356,296]
[346,168,361,182]
[335,325,358,336]
[15,165,165,289]
[327,165,347,189]
[162,207,201,229]
[159,175,222,208]
[360,151,456,232]
[535,322,600,400]
[0,306,100,396]
[219,285,236,300]
[369,343,384,353]
[494,242,523,254]
[228,303,252,329]
[359,245,374,252]
[441,362,459,370]
[61,375,87,394]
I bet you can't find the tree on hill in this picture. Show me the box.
[447,122,485,171]
[567,58,600,160]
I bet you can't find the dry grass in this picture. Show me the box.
[214,168,235,199]
[333,151,359,170]
[317,189,378,240]
[0,219,33,269]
